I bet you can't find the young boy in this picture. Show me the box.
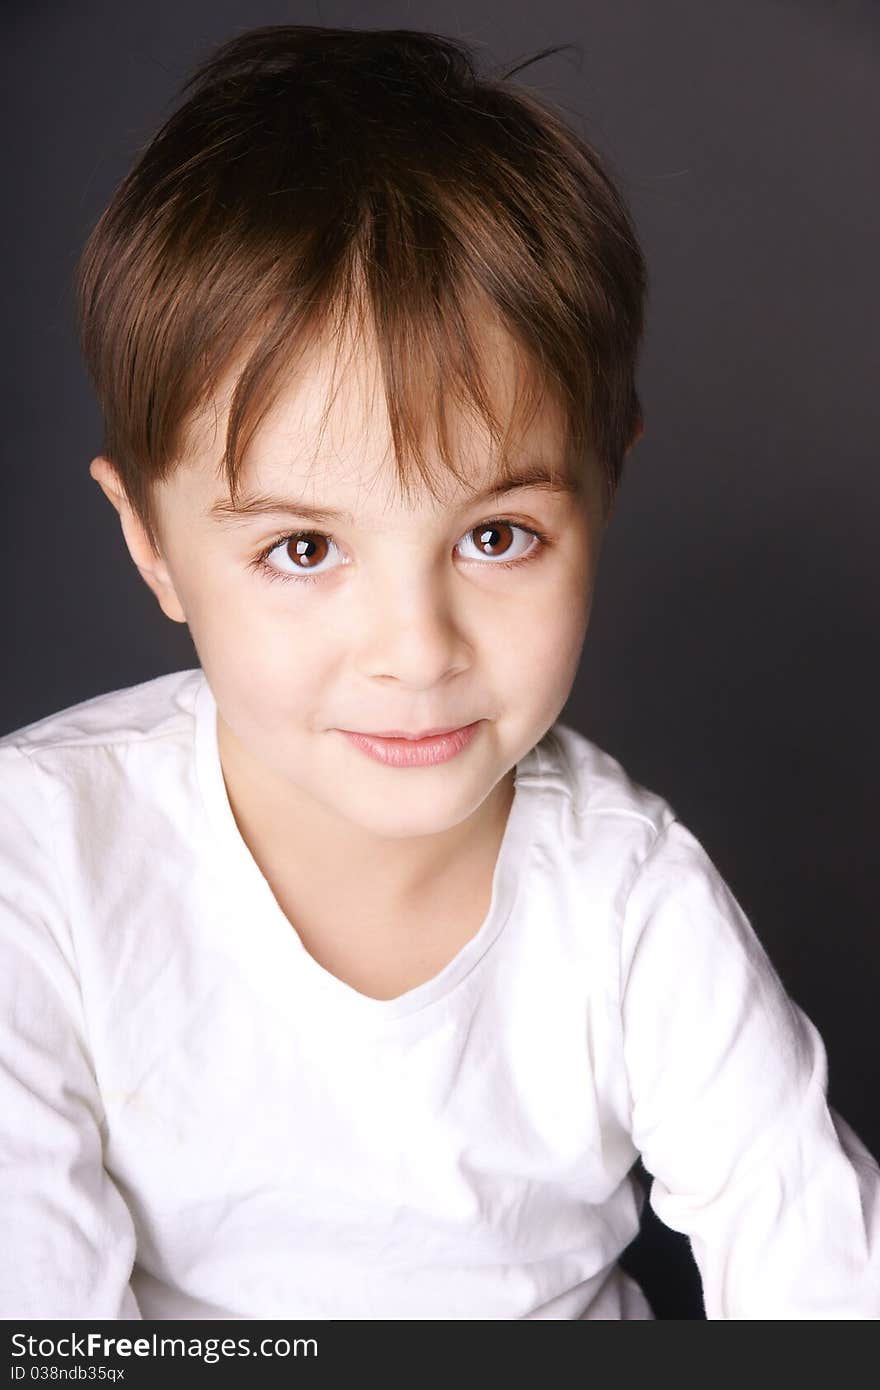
[1,24,878,1321]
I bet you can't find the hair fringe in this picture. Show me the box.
[74,24,647,553]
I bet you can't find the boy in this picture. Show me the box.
[1,24,878,1319]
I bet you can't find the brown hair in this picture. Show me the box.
[74,25,648,554]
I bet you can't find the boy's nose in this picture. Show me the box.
[352,570,471,689]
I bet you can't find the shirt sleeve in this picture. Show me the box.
[0,743,142,1319]
[619,816,880,1319]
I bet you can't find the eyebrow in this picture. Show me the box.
[206,462,581,527]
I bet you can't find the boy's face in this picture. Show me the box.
[92,322,613,868]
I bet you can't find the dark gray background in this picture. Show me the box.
[3,0,877,1318]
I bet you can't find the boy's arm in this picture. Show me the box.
[619,817,880,1319]
[0,744,141,1319]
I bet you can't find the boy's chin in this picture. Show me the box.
[331,776,501,839]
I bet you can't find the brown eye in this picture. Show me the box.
[456,520,543,568]
[472,522,515,558]
[285,533,330,569]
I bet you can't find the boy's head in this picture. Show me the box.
[79,26,647,848]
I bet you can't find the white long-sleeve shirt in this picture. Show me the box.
[1,666,877,1320]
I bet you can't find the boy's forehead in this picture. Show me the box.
[201,456,583,537]
[178,312,575,520]
[199,439,580,531]
[186,366,569,522]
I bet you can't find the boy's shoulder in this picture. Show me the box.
[0,668,205,839]
[0,668,203,760]
[0,669,206,892]
[541,719,676,842]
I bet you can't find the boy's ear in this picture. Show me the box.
[602,420,645,528]
[89,456,187,624]
[628,418,645,452]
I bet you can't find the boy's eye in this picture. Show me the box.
[251,519,549,587]
[464,521,526,561]
[257,531,343,582]
[280,533,334,572]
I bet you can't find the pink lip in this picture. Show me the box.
[338,722,481,767]
[355,725,466,740]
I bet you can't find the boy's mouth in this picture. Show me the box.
[336,722,483,767]
[346,722,475,739]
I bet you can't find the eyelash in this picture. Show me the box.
[248,520,551,588]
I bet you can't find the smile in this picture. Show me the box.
[337,723,482,767]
